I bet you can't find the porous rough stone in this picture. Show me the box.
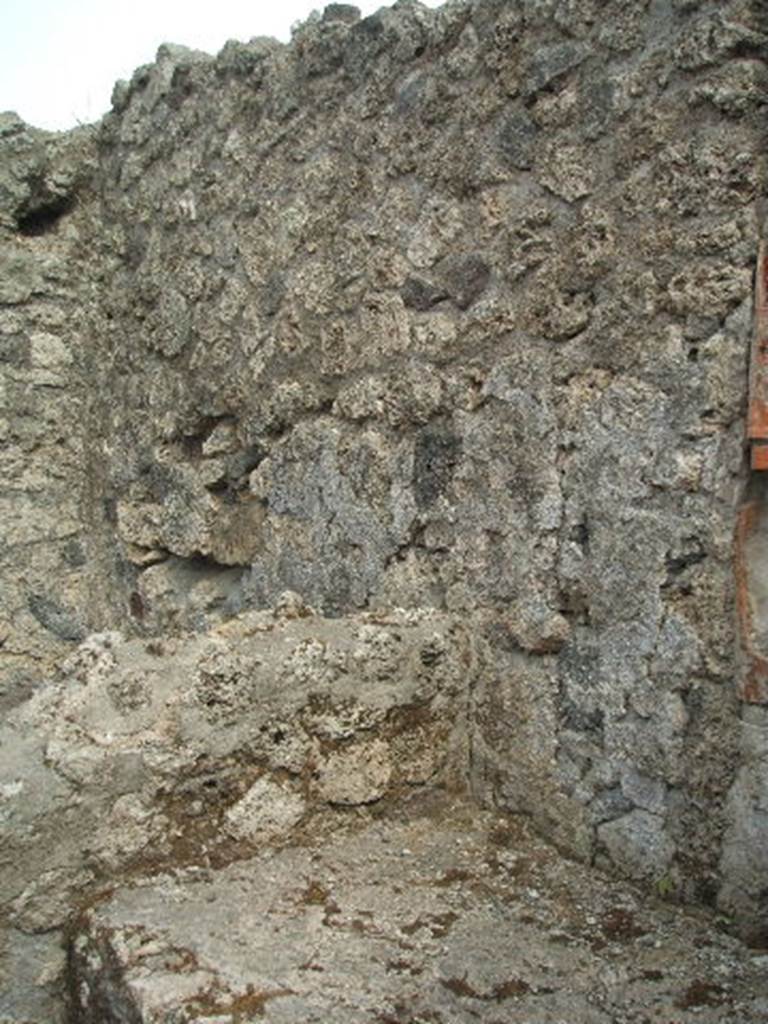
[0,610,470,1019]
[224,776,307,842]
[1,0,767,1018]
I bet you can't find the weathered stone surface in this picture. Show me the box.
[0,609,470,1018]
[0,114,101,715]
[71,796,768,1024]
[224,776,307,843]
[1,0,767,1018]
[719,705,768,946]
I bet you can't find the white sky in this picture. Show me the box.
[1,0,441,132]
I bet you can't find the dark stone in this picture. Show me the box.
[262,271,285,316]
[325,563,352,616]
[124,223,148,271]
[558,639,600,689]
[525,42,587,96]
[322,4,360,24]
[590,786,634,825]
[0,669,40,714]
[355,10,386,39]
[141,462,175,502]
[27,594,85,642]
[103,496,118,525]
[215,39,276,82]
[414,426,461,508]
[664,538,706,579]
[343,11,389,81]
[168,65,197,110]
[0,111,26,139]
[498,109,538,170]
[396,72,434,116]
[580,78,615,140]
[0,333,29,366]
[570,522,590,550]
[63,539,88,568]
[226,446,265,483]
[401,275,448,311]
[438,253,490,310]
[129,591,145,620]
[562,700,604,734]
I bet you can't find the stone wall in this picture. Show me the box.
[0,0,767,1018]
[0,116,102,710]
[86,0,765,910]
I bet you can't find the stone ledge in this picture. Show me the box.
[70,792,768,1024]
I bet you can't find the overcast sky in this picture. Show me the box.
[1,0,441,132]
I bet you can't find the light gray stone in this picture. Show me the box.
[70,799,768,1024]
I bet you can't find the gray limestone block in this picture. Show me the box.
[597,809,675,881]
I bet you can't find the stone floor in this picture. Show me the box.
[71,792,768,1023]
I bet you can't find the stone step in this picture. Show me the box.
[70,793,768,1024]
